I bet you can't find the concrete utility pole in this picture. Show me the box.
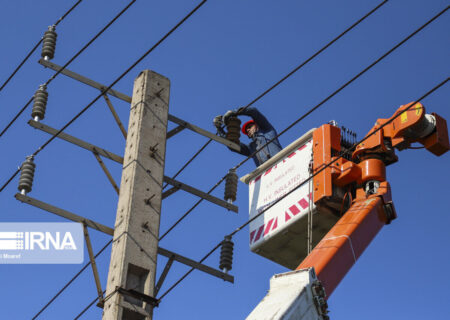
[103,70,170,320]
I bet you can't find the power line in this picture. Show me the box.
[23,3,209,318]
[157,77,449,301]
[0,0,137,139]
[31,239,113,319]
[229,5,449,173]
[0,0,208,193]
[158,0,389,238]
[242,0,388,110]
[157,7,449,297]
[0,0,84,93]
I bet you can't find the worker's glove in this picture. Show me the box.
[223,110,237,125]
[213,115,224,129]
[236,106,246,115]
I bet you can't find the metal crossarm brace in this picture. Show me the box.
[38,59,241,150]
[82,223,105,307]
[28,120,124,163]
[28,120,238,212]
[14,193,234,283]
[163,176,238,212]
[166,125,185,139]
[154,255,175,296]
[158,247,234,283]
[92,151,120,195]
[15,193,114,235]
[102,94,127,139]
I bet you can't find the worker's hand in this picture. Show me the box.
[223,110,237,124]
[213,115,223,129]
[236,106,246,115]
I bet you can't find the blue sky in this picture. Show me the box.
[0,0,449,319]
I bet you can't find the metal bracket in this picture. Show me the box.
[102,94,127,139]
[163,176,238,212]
[15,193,114,236]
[154,255,175,296]
[166,125,185,139]
[38,59,241,150]
[82,224,105,308]
[92,150,120,195]
[116,287,159,307]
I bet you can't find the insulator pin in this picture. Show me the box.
[18,156,36,194]
[219,236,234,273]
[41,25,57,60]
[225,116,241,144]
[224,169,238,204]
[31,84,48,121]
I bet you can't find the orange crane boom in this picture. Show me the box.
[297,102,449,297]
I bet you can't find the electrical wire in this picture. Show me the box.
[0,0,208,193]
[158,4,449,240]
[158,0,389,237]
[0,0,137,139]
[157,77,448,302]
[241,0,388,111]
[0,0,84,92]
[229,5,450,173]
[31,239,113,319]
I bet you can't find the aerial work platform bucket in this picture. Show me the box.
[240,129,341,269]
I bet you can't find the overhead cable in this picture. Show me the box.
[229,5,449,173]
[157,77,449,301]
[31,239,113,319]
[0,0,137,138]
[0,0,84,93]
[158,0,389,237]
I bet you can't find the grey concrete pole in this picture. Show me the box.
[103,70,170,320]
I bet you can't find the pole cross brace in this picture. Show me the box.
[28,120,238,212]
[116,287,159,307]
[14,194,234,283]
[38,58,240,150]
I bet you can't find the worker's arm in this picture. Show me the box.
[237,106,273,131]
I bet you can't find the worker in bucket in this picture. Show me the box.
[213,106,282,166]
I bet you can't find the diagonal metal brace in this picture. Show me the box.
[92,151,120,195]
[38,59,241,150]
[154,255,175,296]
[158,247,234,283]
[163,176,238,213]
[82,224,105,308]
[166,125,185,139]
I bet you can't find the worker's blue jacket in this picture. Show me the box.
[222,107,283,166]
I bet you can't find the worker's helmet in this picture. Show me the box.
[241,120,256,135]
